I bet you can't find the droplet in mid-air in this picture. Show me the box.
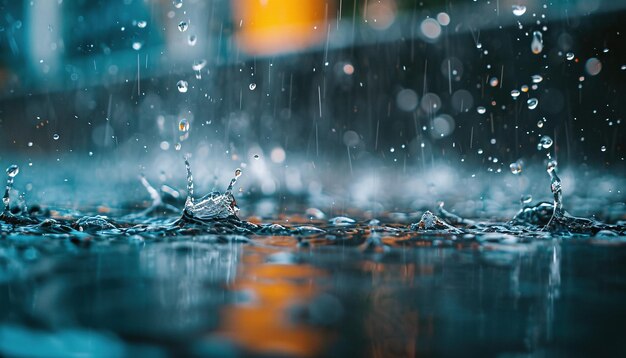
[178,21,188,32]
[132,42,143,50]
[137,20,147,28]
[53,134,60,140]
[234,168,242,179]
[509,161,522,175]
[521,194,533,204]
[531,74,543,83]
[173,0,183,8]
[177,80,188,93]
[489,77,499,87]
[600,145,607,152]
[192,59,207,71]
[512,5,527,16]
[521,85,529,93]
[249,83,256,90]
[539,135,553,149]
[476,106,486,114]
[6,165,19,178]
[537,120,544,128]
[510,89,520,99]
[566,52,575,60]
[253,154,260,160]
[187,34,197,46]
[178,118,189,132]
[531,31,543,54]
[547,159,558,172]
[527,98,538,110]
[175,143,182,151]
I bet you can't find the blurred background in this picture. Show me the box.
[0,0,624,219]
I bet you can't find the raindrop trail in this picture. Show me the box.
[448,59,452,94]
[137,54,140,96]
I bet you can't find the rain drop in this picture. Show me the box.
[178,21,188,32]
[527,98,538,110]
[177,80,188,93]
[539,135,553,149]
[537,120,544,128]
[512,5,527,16]
[509,161,522,175]
[477,106,486,114]
[531,74,543,83]
[53,134,60,140]
[6,165,19,178]
[173,0,183,9]
[188,34,197,46]
[132,42,143,51]
[137,20,147,28]
[178,118,189,132]
[600,145,606,152]
[249,83,256,90]
[510,89,520,99]
[531,31,543,55]
[253,154,260,160]
[521,194,533,204]
[566,52,575,61]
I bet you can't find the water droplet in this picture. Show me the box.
[253,154,260,160]
[234,168,242,179]
[531,31,543,55]
[178,118,189,132]
[521,85,529,93]
[531,74,543,83]
[477,106,486,114]
[539,135,553,149]
[249,83,256,90]
[177,80,188,93]
[6,165,19,178]
[175,143,182,151]
[191,59,207,71]
[390,147,395,153]
[585,57,602,76]
[537,120,544,128]
[489,77,499,87]
[547,159,558,171]
[566,52,575,61]
[137,20,147,28]
[187,34,197,46]
[527,98,538,110]
[512,5,527,16]
[621,65,626,71]
[510,89,520,99]
[173,0,183,9]
[27,142,33,147]
[509,161,522,175]
[53,134,60,140]
[178,21,188,32]
[600,145,606,152]
[132,41,143,51]
[521,194,533,204]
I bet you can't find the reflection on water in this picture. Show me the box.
[1,229,626,356]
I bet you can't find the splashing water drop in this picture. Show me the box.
[476,106,486,114]
[173,0,183,8]
[527,98,538,110]
[177,80,188,93]
[539,135,553,149]
[249,83,256,90]
[178,21,188,32]
[178,118,189,132]
[512,5,527,16]
[3,165,19,211]
[509,161,523,175]
[531,31,543,55]
[521,194,533,204]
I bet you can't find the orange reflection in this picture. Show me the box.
[232,0,331,55]
[216,246,329,357]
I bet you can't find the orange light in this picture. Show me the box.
[232,0,331,55]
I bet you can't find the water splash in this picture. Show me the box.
[3,165,19,212]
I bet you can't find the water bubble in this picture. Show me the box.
[53,134,60,140]
[187,34,197,46]
[178,21,188,32]
[600,145,606,152]
[396,89,418,111]
[476,106,486,114]
[539,135,553,149]
[137,20,147,28]
[585,57,602,76]
[436,12,450,26]
[249,83,256,90]
[6,165,19,178]
[512,5,527,16]
[527,98,538,110]
[420,18,442,40]
[510,89,520,99]
[177,80,188,93]
[509,161,522,175]
[566,52,575,60]
[521,194,533,204]
[178,118,189,132]
[531,74,543,83]
[173,0,183,8]
[531,31,543,55]
[132,42,143,50]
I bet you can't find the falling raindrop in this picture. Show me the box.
[177,80,188,93]
[510,89,520,99]
[188,34,197,46]
[249,83,257,90]
[173,0,183,9]
[132,42,143,51]
[539,135,553,149]
[489,77,499,87]
[521,85,529,93]
[477,106,486,114]
[527,98,538,110]
[509,161,523,174]
[537,120,544,128]
[512,5,527,16]
[178,118,190,132]
[137,20,147,28]
[178,21,188,32]
[6,165,19,178]
[531,31,543,55]
[531,75,543,83]
[566,52,575,61]
[600,145,606,152]
[175,143,182,151]
[53,134,60,140]
[253,154,260,160]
